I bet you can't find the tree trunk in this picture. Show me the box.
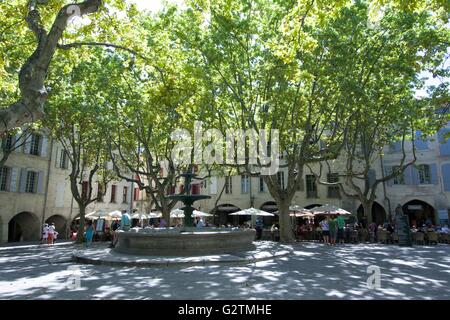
[76,205,86,244]
[0,0,103,135]
[161,201,171,226]
[278,201,295,243]
[362,201,373,225]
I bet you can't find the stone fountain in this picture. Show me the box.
[166,171,212,228]
[113,170,256,256]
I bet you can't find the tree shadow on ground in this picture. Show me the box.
[0,242,449,299]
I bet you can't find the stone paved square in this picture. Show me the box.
[1,242,449,300]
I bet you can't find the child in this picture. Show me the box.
[42,224,49,245]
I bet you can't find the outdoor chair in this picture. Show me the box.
[359,229,369,242]
[350,230,359,243]
[392,232,399,244]
[377,230,389,244]
[441,233,449,244]
[413,232,425,245]
[369,231,376,243]
[426,232,438,245]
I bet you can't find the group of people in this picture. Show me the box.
[318,214,347,246]
[41,223,58,245]
[411,224,450,234]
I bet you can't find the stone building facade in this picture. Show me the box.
[1,121,450,243]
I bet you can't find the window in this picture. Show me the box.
[123,186,128,203]
[1,135,13,151]
[29,134,41,156]
[241,175,249,194]
[97,184,104,202]
[60,150,68,169]
[192,184,200,195]
[0,167,9,191]
[225,176,233,194]
[418,164,431,184]
[389,141,402,153]
[25,171,37,193]
[110,185,117,203]
[327,173,340,198]
[306,175,317,198]
[82,181,89,199]
[277,171,285,189]
[392,166,405,185]
[259,177,266,192]
[134,188,140,201]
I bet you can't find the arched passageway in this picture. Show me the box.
[357,202,387,227]
[8,212,40,242]
[260,201,278,226]
[212,204,241,226]
[402,200,435,227]
[45,215,67,239]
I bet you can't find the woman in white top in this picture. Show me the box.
[320,218,330,245]
[47,223,55,245]
[42,224,49,244]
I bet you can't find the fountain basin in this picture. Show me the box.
[113,228,256,256]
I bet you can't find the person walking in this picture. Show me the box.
[121,211,131,231]
[328,216,338,246]
[47,223,56,245]
[336,214,346,244]
[85,221,95,248]
[255,218,264,240]
[41,223,49,245]
[320,218,330,245]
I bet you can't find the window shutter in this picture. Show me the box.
[439,129,450,156]
[411,166,420,185]
[55,147,60,168]
[430,163,438,185]
[23,135,31,154]
[19,169,27,192]
[384,167,393,187]
[210,177,217,195]
[9,167,18,192]
[404,166,413,185]
[415,130,428,150]
[37,171,44,193]
[368,169,376,188]
[391,141,402,153]
[442,164,450,192]
[40,136,48,157]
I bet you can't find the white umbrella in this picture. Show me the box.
[311,204,351,215]
[108,210,123,219]
[85,210,106,219]
[192,210,214,218]
[290,211,315,218]
[228,207,275,217]
[170,208,185,218]
[131,213,148,219]
[289,205,305,211]
[148,211,162,218]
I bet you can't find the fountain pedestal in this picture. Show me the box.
[113,169,256,257]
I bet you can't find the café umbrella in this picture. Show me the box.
[108,210,123,219]
[228,207,275,217]
[170,208,185,218]
[192,210,214,218]
[170,209,214,218]
[311,204,351,215]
